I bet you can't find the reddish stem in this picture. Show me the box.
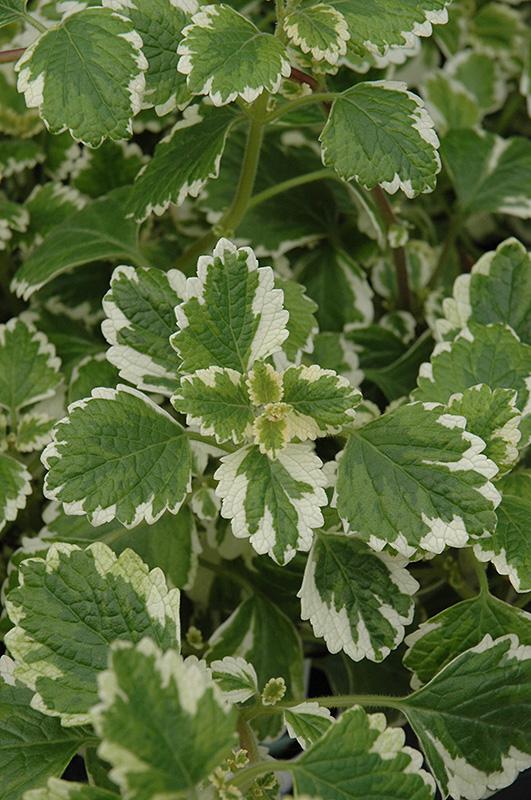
[0,48,25,64]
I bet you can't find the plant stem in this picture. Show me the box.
[229,759,293,790]
[248,168,336,209]
[186,430,235,453]
[0,48,25,64]
[175,94,269,269]
[371,186,411,311]
[24,13,47,33]
[289,66,319,91]
[243,692,403,721]
[198,557,253,593]
[514,593,531,609]
[237,715,261,762]
[265,92,337,123]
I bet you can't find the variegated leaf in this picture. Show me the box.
[0,453,31,535]
[210,655,258,703]
[284,701,333,750]
[283,4,349,64]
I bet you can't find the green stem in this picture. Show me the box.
[265,92,338,123]
[514,593,531,609]
[274,0,286,29]
[198,557,253,593]
[186,430,235,453]
[371,186,410,311]
[24,12,47,33]
[248,169,336,209]
[237,715,261,762]
[175,94,269,269]
[243,692,403,721]
[230,759,293,790]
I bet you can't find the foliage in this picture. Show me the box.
[0,0,530,798]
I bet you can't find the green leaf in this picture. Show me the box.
[283,4,349,64]
[102,265,185,395]
[208,593,304,702]
[404,593,531,688]
[15,411,55,453]
[172,367,253,443]
[0,0,27,29]
[210,655,258,703]
[21,183,85,253]
[0,197,29,250]
[328,0,450,64]
[0,656,91,800]
[0,138,44,179]
[177,3,290,105]
[474,472,531,593]
[446,385,521,476]
[312,332,363,387]
[71,141,145,199]
[422,72,481,134]
[246,361,283,405]
[0,452,31,534]
[413,323,531,414]
[16,7,147,146]
[0,317,62,415]
[12,188,142,300]
[276,278,318,364]
[300,533,418,662]
[291,706,435,800]
[372,239,438,302]
[93,639,238,797]
[401,635,531,800]
[127,104,238,222]
[336,402,500,558]
[282,365,361,439]
[68,354,119,405]
[442,130,531,218]
[438,238,531,344]
[321,81,440,198]
[172,238,289,373]
[0,69,42,137]
[284,701,333,749]
[24,779,119,800]
[5,542,180,725]
[102,0,196,115]
[446,50,507,114]
[297,244,374,332]
[42,385,192,527]
[215,443,327,565]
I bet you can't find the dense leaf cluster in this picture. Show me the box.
[0,1,530,799]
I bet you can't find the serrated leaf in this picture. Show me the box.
[172,367,253,443]
[16,8,147,146]
[210,655,258,703]
[0,317,62,415]
[15,411,55,453]
[246,361,283,405]
[284,701,333,750]
[208,594,304,703]
[414,323,531,415]
[446,50,507,114]
[68,354,119,405]
[5,542,180,725]
[300,534,418,662]
[321,81,440,198]
[172,238,289,373]
[438,238,531,344]
[328,0,449,63]
[297,244,374,332]
[93,640,238,797]
[42,385,192,527]
[127,104,238,222]
[283,4,349,63]
[177,3,290,105]
[447,385,521,475]
[0,452,31,534]
[312,332,363,388]
[0,138,45,179]
[291,706,435,800]
[423,72,480,134]
[0,197,29,250]
[71,141,145,198]
[215,443,327,565]
[0,69,42,137]
[404,593,531,688]
[102,0,196,115]
[276,278,318,364]
[0,656,91,800]
[0,0,27,29]
[401,635,531,800]
[21,183,85,253]
[24,779,119,800]
[336,402,499,558]
[282,365,361,438]
[12,188,142,300]
[102,265,185,395]
[474,472,531,593]
[442,130,531,218]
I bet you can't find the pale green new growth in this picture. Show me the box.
[210,656,258,703]
[284,702,333,750]
[283,4,350,64]
[5,543,180,726]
